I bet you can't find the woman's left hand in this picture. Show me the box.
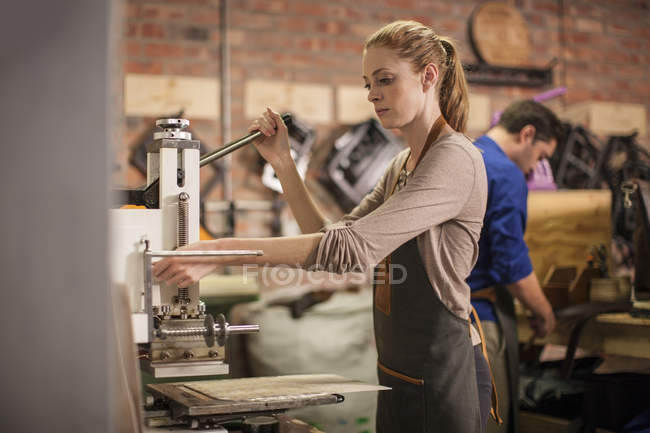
[152,242,217,288]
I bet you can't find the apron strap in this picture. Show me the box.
[471,286,497,303]
[376,115,449,317]
[387,115,448,198]
[471,306,504,425]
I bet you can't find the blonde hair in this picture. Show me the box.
[365,20,469,133]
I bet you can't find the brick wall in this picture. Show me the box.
[118,0,650,235]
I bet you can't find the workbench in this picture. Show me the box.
[518,308,650,360]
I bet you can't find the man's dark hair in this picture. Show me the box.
[497,100,564,143]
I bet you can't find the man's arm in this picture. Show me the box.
[507,271,556,338]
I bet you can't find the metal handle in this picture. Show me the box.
[148,249,263,258]
[200,112,292,167]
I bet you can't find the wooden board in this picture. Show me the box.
[469,2,531,66]
[244,79,333,124]
[525,190,611,285]
[561,101,647,137]
[124,74,220,119]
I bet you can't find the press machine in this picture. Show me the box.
[110,116,386,431]
[111,118,267,378]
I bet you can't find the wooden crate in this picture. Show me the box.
[525,190,611,287]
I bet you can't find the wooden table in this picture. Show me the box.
[518,307,650,360]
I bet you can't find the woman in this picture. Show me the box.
[154,20,489,433]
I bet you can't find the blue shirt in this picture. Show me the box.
[468,135,533,322]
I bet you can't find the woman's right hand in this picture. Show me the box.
[248,107,292,168]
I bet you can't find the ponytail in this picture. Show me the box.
[438,38,469,133]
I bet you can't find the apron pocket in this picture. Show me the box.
[377,363,426,433]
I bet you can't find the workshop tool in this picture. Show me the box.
[111,117,267,378]
[110,116,385,430]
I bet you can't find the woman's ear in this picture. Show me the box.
[422,63,439,91]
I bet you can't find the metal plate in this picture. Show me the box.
[145,359,229,378]
[147,374,388,417]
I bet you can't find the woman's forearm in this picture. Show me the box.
[272,158,328,234]
[153,234,324,288]
[217,233,324,267]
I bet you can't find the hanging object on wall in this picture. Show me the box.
[321,118,402,213]
[470,1,531,66]
[464,1,554,87]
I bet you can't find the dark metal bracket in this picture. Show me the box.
[463,62,555,87]
[554,301,633,379]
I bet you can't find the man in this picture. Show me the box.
[468,100,563,433]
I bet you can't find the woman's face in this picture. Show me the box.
[362,47,427,130]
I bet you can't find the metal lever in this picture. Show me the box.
[121,113,293,209]
[200,112,292,167]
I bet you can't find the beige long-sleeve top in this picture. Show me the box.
[305,132,487,343]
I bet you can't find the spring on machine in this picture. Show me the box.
[177,192,190,302]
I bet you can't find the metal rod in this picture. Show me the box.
[143,239,154,340]
[227,324,260,335]
[220,0,232,201]
[199,132,264,167]
[199,113,292,168]
[159,324,260,338]
[148,250,263,258]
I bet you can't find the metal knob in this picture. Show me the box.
[153,118,192,140]
[156,118,190,129]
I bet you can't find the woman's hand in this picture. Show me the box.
[248,107,292,168]
[152,242,217,288]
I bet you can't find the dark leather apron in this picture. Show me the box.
[374,237,480,433]
[373,116,480,433]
